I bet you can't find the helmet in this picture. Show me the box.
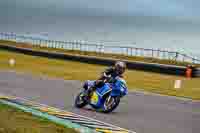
[114,61,126,75]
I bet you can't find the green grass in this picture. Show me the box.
[0,49,200,100]
[1,40,199,67]
[0,102,78,133]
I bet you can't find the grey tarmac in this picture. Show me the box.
[0,71,199,133]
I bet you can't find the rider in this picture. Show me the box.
[83,61,127,99]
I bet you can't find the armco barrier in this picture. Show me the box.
[193,68,200,77]
[0,44,200,77]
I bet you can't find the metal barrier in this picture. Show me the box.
[0,32,200,64]
[0,44,188,76]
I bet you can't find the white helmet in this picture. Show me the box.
[114,61,126,75]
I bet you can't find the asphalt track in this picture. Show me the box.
[0,71,200,133]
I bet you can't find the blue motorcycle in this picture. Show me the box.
[75,76,128,113]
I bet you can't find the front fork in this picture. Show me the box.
[105,95,114,107]
[107,95,111,102]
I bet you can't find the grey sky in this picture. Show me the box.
[0,0,200,57]
[1,0,200,20]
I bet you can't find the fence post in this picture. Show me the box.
[64,41,67,50]
[39,39,42,46]
[61,41,64,49]
[42,39,45,47]
[56,41,58,48]
[49,40,51,48]
[3,33,5,40]
[81,43,84,52]
[100,45,104,54]
[52,40,55,48]
[95,44,98,54]
[55,40,57,48]
[53,40,55,48]
[157,50,160,59]
[36,39,39,47]
[60,41,62,49]
[56,41,59,48]
[130,48,133,56]
[175,52,179,61]
[48,40,50,48]
[7,33,10,40]
[126,47,129,56]
[38,39,41,47]
[76,41,78,51]
[135,48,138,56]
[140,48,143,57]
[47,40,50,47]
[80,42,82,51]
[57,41,60,49]
[78,42,81,53]
[151,49,154,57]
[2,33,4,40]
[86,43,88,52]
[0,33,3,40]
[168,52,171,60]
[0,33,2,40]
[79,42,81,51]
[51,40,54,48]
[58,41,61,49]
[74,41,77,50]
[54,41,56,48]
[60,41,64,49]
[64,41,67,49]
[72,41,75,50]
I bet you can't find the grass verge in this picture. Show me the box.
[0,49,200,100]
[0,102,78,133]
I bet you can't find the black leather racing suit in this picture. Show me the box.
[83,67,123,97]
[97,67,122,85]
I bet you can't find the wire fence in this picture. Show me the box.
[0,32,200,64]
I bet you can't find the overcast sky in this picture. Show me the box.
[1,0,200,20]
[0,0,200,57]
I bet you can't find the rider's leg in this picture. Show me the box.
[81,80,104,101]
[86,81,97,96]
[82,81,96,97]
[86,80,104,95]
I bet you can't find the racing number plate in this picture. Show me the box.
[91,92,98,104]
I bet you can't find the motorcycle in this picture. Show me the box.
[74,76,128,113]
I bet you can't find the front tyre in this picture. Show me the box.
[75,92,88,108]
[103,96,120,113]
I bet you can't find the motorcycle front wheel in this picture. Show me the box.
[74,91,88,108]
[103,96,120,113]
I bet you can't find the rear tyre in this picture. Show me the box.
[75,92,88,108]
[103,96,120,113]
